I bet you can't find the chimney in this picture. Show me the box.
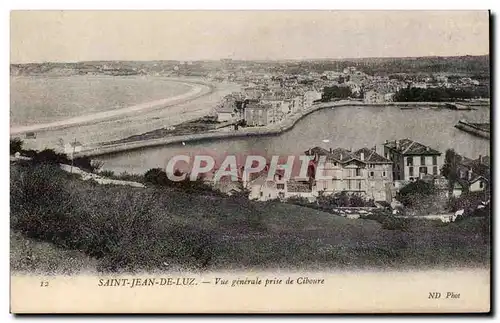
[426,147,430,152]
[479,155,482,163]
[395,140,400,150]
[360,152,365,161]
[340,153,343,160]
[329,148,333,153]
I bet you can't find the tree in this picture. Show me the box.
[441,149,461,184]
[144,168,169,186]
[321,86,352,102]
[10,138,23,155]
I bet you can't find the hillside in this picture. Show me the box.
[10,55,490,78]
[10,162,490,274]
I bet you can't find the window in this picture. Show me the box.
[407,157,413,166]
[409,167,414,177]
[334,162,338,167]
[420,156,426,165]
[432,156,437,165]
[277,184,285,190]
[479,181,484,189]
[433,166,438,175]
[383,171,386,177]
[358,182,362,190]
[260,191,263,197]
[355,169,361,176]
[419,166,428,174]
[370,171,374,177]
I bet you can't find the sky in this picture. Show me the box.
[10,10,490,63]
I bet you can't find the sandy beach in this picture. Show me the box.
[11,78,241,151]
[10,80,211,135]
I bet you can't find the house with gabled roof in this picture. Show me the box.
[304,146,393,202]
[454,153,490,195]
[383,139,443,181]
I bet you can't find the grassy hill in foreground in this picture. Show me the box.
[10,163,490,274]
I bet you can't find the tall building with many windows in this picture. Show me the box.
[383,139,442,181]
[305,146,393,201]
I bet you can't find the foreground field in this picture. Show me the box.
[10,163,490,274]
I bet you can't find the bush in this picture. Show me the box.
[144,168,169,186]
[10,164,75,246]
[317,191,375,208]
[10,163,218,272]
[286,196,313,207]
[31,149,70,165]
[397,180,435,207]
[381,216,411,231]
[448,191,487,213]
[99,170,115,178]
[73,156,103,172]
[10,138,23,155]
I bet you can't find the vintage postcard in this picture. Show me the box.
[10,10,491,313]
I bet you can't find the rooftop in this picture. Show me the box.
[305,146,391,164]
[384,139,441,155]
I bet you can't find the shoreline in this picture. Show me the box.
[78,101,489,158]
[10,77,215,135]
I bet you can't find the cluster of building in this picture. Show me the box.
[221,138,490,205]
[213,65,486,114]
[452,154,490,198]
[214,81,322,127]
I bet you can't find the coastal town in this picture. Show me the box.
[10,59,491,223]
[209,62,489,131]
[9,11,491,293]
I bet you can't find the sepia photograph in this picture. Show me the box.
[9,9,491,313]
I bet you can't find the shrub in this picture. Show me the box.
[31,149,70,165]
[286,196,313,207]
[10,164,75,246]
[397,180,435,207]
[10,163,218,272]
[73,156,104,172]
[144,168,169,186]
[10,138,23,155]
[317,191,374,208]
[99,170,115,178]
[381,216,411,231]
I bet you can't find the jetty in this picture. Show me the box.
[455,119,490,139]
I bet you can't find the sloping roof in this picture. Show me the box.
[353,147,392,164]
[469,175,488,185]
[215,100,237,113]
[304,146,330,156]
[477,155,490,167]
[330,148,355,163]
[305,146,392,164]
[384,139,441,155]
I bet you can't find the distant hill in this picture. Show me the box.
[10,55,490,78]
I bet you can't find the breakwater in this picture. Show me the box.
[454,120,490,139]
